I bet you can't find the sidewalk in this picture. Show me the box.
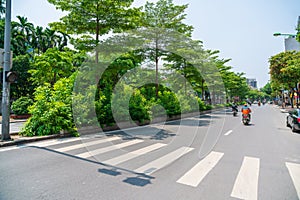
[278,105,297,113]
[0,115,71,147]
[0,115,27,123]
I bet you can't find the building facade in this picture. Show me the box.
[247,78,257,89]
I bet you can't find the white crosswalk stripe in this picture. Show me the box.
[286,162,300,199]
[134,146,194,175]
[0,137,82,152]
[231,156,260,200]
[176,151,224,187]
[29,137,82,148]
[103,143,167,165]
[76,139,144,159]
[54,136,121,152]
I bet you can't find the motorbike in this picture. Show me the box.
[242,114,250,125]
[233,110,237,117]
[232,106,238,117]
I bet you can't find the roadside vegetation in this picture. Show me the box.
[0,0,298,136]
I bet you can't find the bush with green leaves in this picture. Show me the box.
[20,74,77,136]
[11,96,33,115]
[139,85,181,117]
[129,89,151,123]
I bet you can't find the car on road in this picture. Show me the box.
[286,108,300,132]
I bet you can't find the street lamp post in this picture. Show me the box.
[1,0,12,141]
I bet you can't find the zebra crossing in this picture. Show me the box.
[176,151,224,187]
[1,135,300,199]
[231,156,260,200]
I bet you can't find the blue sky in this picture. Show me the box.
[12,0,300,88]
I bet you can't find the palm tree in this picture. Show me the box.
[56,30,71,50]
[42,28,70,52]
[12,16,35,55]
[0,0,5,19]
[33,26,47,55]
[14,16,34,37]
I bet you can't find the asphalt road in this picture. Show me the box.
[0,104,299,200]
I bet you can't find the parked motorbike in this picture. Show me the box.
[242,114,250,125]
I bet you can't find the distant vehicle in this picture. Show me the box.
[242,114,250,125]
[253,101,258,104]
[286,109,300,132]
[231,104,238,117]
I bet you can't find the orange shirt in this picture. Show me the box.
[241,107,251,114]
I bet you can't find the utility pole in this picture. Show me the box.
[1,0,12,141]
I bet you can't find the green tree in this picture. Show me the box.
[246,89,265,102]
[261,82,272,95]
[29,48,77,86]
[48,0,142,63]
[11,16,35,55]
[10,54,35,99]
[223,70,249,101]
[164,39,205,96]
[269,51,300,107]
[269,51,300,92]
[31,26,46,55]
[0,0,5,19]
[139,0,194,96]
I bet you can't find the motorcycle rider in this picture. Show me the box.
[231,103,238,116]
[241,103,251,120]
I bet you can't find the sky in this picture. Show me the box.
[12,0,300,88]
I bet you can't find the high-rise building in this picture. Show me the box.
[247,78,257,89]
[284,36,300,51]
[284,16,300,52]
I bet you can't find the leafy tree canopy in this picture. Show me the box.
[48,0,142,52]
[269,51,300,92]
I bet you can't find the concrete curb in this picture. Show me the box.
[0,134,62,147]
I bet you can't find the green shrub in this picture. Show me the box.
[11,96,33,115]
[20,75,77,137]
[197,98,206,111]
[129,89,151,123]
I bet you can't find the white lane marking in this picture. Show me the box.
[30,137,82,147]
[286,162,300,199]
[224,130,233,136]
[103,143,167,165]
[76,139,143,159]
[54,136,120,152]
[231,156,260,200]
[103,143,166,165]
[0,137,82,152]
[176,151,224,187]
[134,146,194,175]
[0,146,23,152]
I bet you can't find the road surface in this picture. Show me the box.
[0,104,299,200]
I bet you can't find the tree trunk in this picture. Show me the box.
[201,79,205,100]
[95,7,100,64]
[155,39,159,98]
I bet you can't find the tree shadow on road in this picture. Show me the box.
[31,146,155,187]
